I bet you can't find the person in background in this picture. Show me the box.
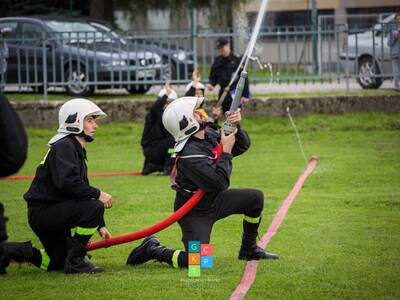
[206,37,250,120]
[185,69,212,122]
[388,13,400,91]
[141,81,177,175]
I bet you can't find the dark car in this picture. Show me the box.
[136,40,194,81]
[89,21,194,81]
[0,16,165,96]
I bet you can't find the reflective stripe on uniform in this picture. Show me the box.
[76,226,98,235]
[172,250,182,269]
[40,249,50,270]
[39,149,51,165]
[243,215,261,224]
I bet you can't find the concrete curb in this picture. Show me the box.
[11,95,400,127]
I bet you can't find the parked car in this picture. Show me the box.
[89,21,194,81]
[340,14,395,89]
[137,40,194,81]
[0,16,165,96]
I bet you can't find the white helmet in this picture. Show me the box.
[162,96,204,153]
[158,88,178,101]
[185,81,205,93]
[48,98,107,145]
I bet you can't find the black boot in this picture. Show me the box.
[0,241,34,274]
[238,232,279,261]
[126,235,171,266]
[142,160,163,176]
[63,238,103,274]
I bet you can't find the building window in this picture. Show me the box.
[248,9,334,30]
[346,6,399,30]
[247,9,334,41]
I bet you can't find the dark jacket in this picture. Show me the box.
[24,135,100,206]
[185,86,196,97]
[141,95,172,149]
[208,52,250,99]
[0,92,27,176]
[173,126,250,215]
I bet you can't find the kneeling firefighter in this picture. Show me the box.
[0,99,113,274]
[126,96,278,269]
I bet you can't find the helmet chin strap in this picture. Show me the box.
[78,131,94,143]
[199,120,215,130]
[198,121,207,130]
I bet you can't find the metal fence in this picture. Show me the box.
[0,20,398,99]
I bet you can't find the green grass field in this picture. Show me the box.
[1,113,399,299]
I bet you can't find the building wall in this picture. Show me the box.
[245,0,400,12]
[115,1,399,32]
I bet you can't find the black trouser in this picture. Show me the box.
[28,200,104,271]
[0,202,8,242]
[143,136,175,166]
[175,188,264,267]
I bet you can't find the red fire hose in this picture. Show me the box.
[87,189,205,250]
[86,144,223,251]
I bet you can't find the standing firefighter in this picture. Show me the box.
[127,97,278,269]
[0,98,113,274]
[207,37,250,118]
[388,13,400,91]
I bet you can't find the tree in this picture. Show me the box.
[114,0,248,30]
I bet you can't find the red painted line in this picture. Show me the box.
[89,171,143,177]
[229,156,318,300]
[0,171,143,181]
[0,175,34,180]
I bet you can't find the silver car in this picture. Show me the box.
[340,14,395,89]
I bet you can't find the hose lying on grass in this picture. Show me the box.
[86,144,223,251]
[87,189,205,250]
